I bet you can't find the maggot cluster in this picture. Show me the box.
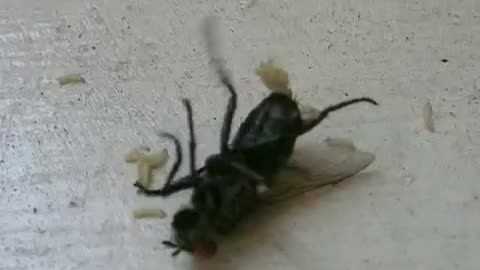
[133,16,378,258]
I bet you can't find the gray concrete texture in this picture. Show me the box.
[1,0,479,269]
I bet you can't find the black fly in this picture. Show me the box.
[133,16,378,257]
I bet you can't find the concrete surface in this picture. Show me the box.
[1,0,479,269]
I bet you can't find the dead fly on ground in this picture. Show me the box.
[133,16,378,258]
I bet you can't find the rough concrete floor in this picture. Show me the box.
[1,0,479,269]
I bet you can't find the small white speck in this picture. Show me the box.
[404,176,415,185]
[257,184,269,193]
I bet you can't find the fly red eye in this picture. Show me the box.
[194,240,217,259]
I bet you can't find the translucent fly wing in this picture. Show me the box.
[259,137,375,204]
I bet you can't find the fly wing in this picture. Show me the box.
[259,137,375,204]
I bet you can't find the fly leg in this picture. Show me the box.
[298,97,378,135]
[133,132,183,196]
[134,99,201,196]
[203,16,238,153]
